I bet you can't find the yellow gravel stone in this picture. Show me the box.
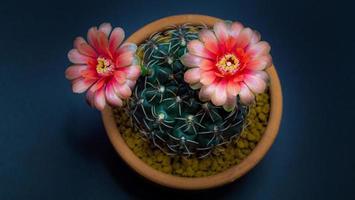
[242,149,251,155]
[175,168,183,175]
[249,142,256,150]
[182,158,193,166]
[262,104,270,113]
[196,171,204,177]
[236,140,245,148]
[162,166,172,173]
[186,167,194,177]
[247,133,257,142]
[258,113,267,122]
[172,161,181,170]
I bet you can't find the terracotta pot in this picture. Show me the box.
[102,14,283,190]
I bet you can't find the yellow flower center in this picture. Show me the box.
[216,54,240,75]
[96,57,114,75]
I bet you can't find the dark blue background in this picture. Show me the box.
[1,0,354,199]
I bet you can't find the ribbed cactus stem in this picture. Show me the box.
[128,24,248,158]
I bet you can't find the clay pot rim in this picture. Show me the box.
[101,14,283,190]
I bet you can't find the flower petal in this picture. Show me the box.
[85,79,104,107]
[123,65,141,79]
[113,83,132,99]
[109,27,125,53]
[105,81,123,107]
[190,82,202,90]
[200,59,215,71]
[113,71,126,84]
[246,41,271,58]
[246,55,272,70]
[244,73,267,93]
[81,69,99,80]
[87,27,100,51]
[200,71,216,85]
[65,65,87,80]
[74,37,97,58]
[99,23,112,37]
[97,31,109,56]
[227,21,244,50]
[72,78,95,93]
[95,78,106,90]
[232,74,245,83]
[74,37,86,49]
[180,53,215,71]
[227,80,241,96]
[68,49,90,64]
[180,53,202,68]
[126,80,136,89]
[86,85,95,107]
[115,50,135,67]
[229,22,244,38]
[213,21,229,46]
[199,84,216,102]
[115,43,137,56]
[184,68,201,84]
[239,83,255,105]
[187,40,214,60]
[246,70,269,81]
[94,87,106,110]
[87,27,109,59]
[235,28,253,49]
[250,30,261,44]
[223,96,237,112]
[211,80,227,106]
[199,29,219,55]
[78,43,97,58]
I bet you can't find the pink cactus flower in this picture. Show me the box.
[65,23,140,110]
[182,21,272,110]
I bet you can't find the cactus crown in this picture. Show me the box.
[129,24,248,158]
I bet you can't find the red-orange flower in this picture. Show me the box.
[182,21,272,110]
[65,23,140,110]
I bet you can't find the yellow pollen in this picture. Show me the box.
[216,54,240,75]
[96,57,113,75]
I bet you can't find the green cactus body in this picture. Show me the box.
[129,24,248,158]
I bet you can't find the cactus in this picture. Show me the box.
[128,24,248,158]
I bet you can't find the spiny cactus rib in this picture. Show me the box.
[128,24,248,158]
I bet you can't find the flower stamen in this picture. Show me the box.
[96,57,114,75]
[216,54,240,75]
